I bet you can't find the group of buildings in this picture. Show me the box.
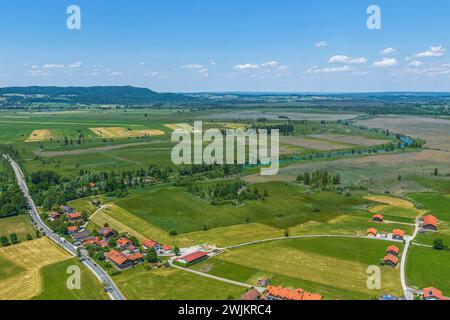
[241,286,322,301]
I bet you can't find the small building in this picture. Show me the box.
[372,214,384,223]
[105,250,132,270]
[84,236,108,248]
[367,228,378,237]
[175,251,208,266]
[67,226,78,234]
[263,285,322,301]
[162,245,172,254]
[240,289,260,301]
[422,215,438,231]
[116,237,133,250]
[383,255,399,267]
[258,278,270,287]
[60,205,75,214]
[392,229,405,240]
[48,212,61,222]
[72,230,91,242]
[99,227,114,239]
[67,212,82,222]
[127,252,143,265]
[423,287,448,301]
[142,239,160,251]
[386,245,400,256]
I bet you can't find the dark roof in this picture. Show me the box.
[72,230,91,240]
[241,289,259,300]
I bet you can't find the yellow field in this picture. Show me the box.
[165,123,199,133]
[365,195,416,209]
[90,127,164,138]
[0,237,71,300]
[26,130,55,142]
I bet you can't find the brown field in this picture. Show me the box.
[0,238,71,300]
[26,130,55,142]
[164,123,198,133]
[90,127,164,138]
[280,136,352,151]
[365,195,416,209]
[307,134,390,147]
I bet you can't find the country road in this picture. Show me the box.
[4,155,125,301]
[399,219,420,301]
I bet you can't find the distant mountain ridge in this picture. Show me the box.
[0,86,193,105]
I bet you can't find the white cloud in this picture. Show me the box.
[328,55,367,64]
[408,60,423,67]
[380,47,398,55]
[261,61,279,68]
[68,62,82,68]
[233,63,260,71]
[416,45,446,58]
[43,64,65,69]
[109,71,123,76]
[373,58,398,68]
[315,41,328,48]
[181,64,204,70]
[306,65,352,74]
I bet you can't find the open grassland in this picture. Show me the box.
[193,238,403,300]
[115,181,369,234]
[0,215,35,241]
[280,136,354,151]
[409,193,450,222]
[307,134,391,147]
[0,237,71,300]
[406,246,450,294]
[33,258,108,300]
[113,266,245,300]
[365,195,425,223]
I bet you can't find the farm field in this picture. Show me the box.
[113,266,246,300]
[0,215,35,241]
[0,238,71,300]
[192,237,404,300]
[307,134,391,147]
[90,127,165,138]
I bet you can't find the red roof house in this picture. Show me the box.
[392,229,405,240]
[67,226,78,233]
[423,287,447,300]
[386,245,400,256]
[176,251,208,266]
[367,228,378,237]
[383,255,399,267]
[116,237,132,249]
[240,289,260,300]
[423,215,438,231]
[67,212,82,220]
[105,250,131,269]
[142,239,158,250]
[372,214,384,222]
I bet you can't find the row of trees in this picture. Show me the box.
[296,170,341,189]
[0,153,28,218]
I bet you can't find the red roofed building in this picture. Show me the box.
[386,245,400,256]
[383,255,399,267]
[392,229,405,240]
[367,228,378,237]
[301,292,323,301]
[142,239,159,250]
[240,289,260,301]
[106,250,132,270]
[263,286,322,301]
[423,215,438,231]
[99,227,114,238]
[116,237,132,250]
[67,212,82,221]
[162,245,172,253]
[67,226,78,233]
[372,214,384,223]
[175,251,208,266]
[423,287,448,301]
[49,212,61,222]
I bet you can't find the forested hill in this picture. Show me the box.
[0,86,194,105]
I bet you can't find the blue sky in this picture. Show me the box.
[0,0,449,92]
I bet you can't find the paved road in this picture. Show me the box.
[399,218,420,301]
[169,260,265,293]
[4,155,125,301]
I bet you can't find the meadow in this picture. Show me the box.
[0,215,35,241]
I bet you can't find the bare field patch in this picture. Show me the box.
[365,195,416,209]
[308,134,390,147]
[90,127,164,138]
[26,130,55,142]
[280,136,351,151]
[0,238,71,300]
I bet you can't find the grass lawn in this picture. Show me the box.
[113,266,246,300]
[0,215,35,241]
[34,258,109,300]
[0,255,24,280]
[115,181,369,234]
[193,237,404,300]
[409,193,450,222]
[406,246,450,295]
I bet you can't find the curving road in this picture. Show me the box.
[4,155,125,301]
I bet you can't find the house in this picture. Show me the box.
[60,205,75,214]
[72,230,91,242]
[99,227,114,239]
[175,251,208,266]
[423,287,448,300]
[67,212,82,222]
[383,255,399,267]
[240,289,260,301]
[258,278,270,287]
[392,229,405,240]
[67,226,78,233]
[367,228,378,237]
[83,236,108,248]
[263,286,322,301]
[116,237,133,250]
[162,245,172,254]
[422,215,438,231]
[48,212,61,222]
[127,252,143,265]
[372,214,384,223]
[105,250,132,270]
[142,239,160,251]
[386,245,400,256]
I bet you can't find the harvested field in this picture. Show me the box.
[0,238,71,300]
[26,130,54,142]
[280,136,352,151]
[90,127,164,138]
[165,123,199,133]
[365,195,416,209]
[307,134,390,147]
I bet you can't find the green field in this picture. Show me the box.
[406,246,450,295]
[113,266,246,300]
[33,258,108,300]
[192,237,404,300]
[409,193,450,222]
[0,215,35,241]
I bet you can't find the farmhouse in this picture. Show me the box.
[423,287,448,301]
[162,245,172,254]
[367,228,378,237]
[386,245,400,256]
[48,212,61,222]
[99,227,114,238]
[67,212,82,222]
[263,286,322,301]
[67,226,78,233]
[383,255,399,267]
[240,289,260,300]
[116,237,133,250]
[422,215,438,231]
[106,250,132,270]
[392,229,405,240]
[372,214,384,223]
[175,251,208,266]
[142,239,160,251]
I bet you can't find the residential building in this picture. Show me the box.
[240,289,260,300]
[372,214,384,223]
[383,255,399,267]
[422,215,438,231]
[386,245,400,256]
[105,250,132,270]
[423,287,448,300]
[367,228,378,237]
[392,229,405,240]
